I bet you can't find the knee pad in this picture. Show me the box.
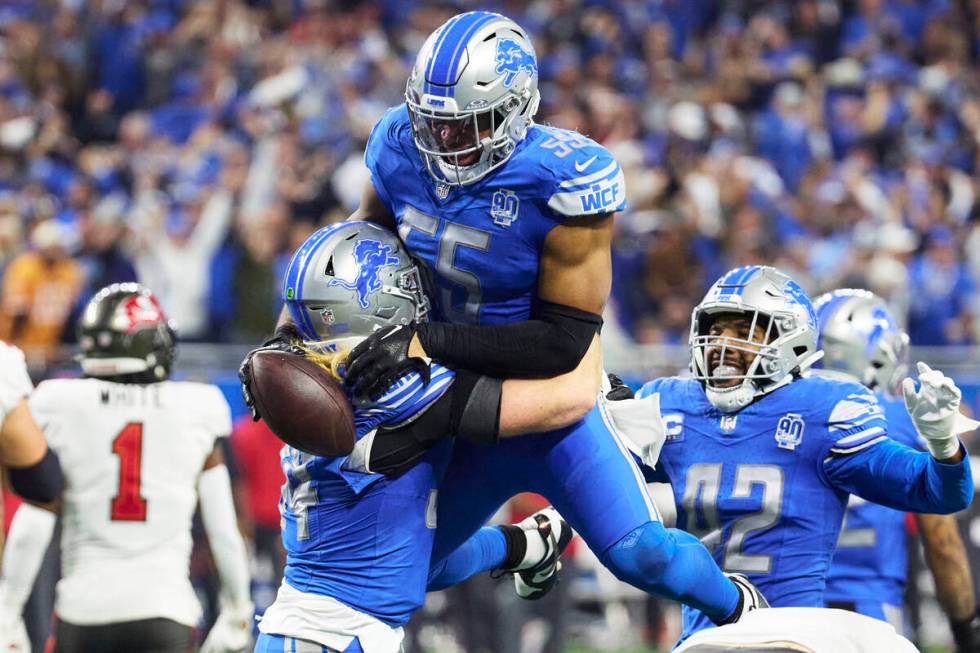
[600,521,676,586]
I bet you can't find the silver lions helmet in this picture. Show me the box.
[405,11,540,186]
[283,221,429,349]
[691,266,823,413]
[813,289,909,396]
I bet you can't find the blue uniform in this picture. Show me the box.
[824,393,925,622]
[638,375,972,642]
[277,364,454,627]
[365,107,746,622]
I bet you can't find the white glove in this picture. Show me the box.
[902,362,980,461]
[200,601,254,653]
[0,342,32,424]
[0,606,30,652]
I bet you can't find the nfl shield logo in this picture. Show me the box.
[435,184,450,200]
[774,413,805,450]
[490,189,520,227]
[720,415,737,432]
[319,308,336,325]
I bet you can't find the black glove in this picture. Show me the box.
[345,323,431,399]
[952,610,980,653]
[239,324,305,421]
[606,373,634,401]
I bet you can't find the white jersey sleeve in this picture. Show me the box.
[0,342,33,424]
[673,608,918,653]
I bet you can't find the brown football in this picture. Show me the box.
[248,349,356,457]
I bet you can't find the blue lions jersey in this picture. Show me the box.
[364,105,625,325]
[637,376,972,641]
[824,393,925,610]
[278,364,454,626]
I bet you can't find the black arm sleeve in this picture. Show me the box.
[8,448,63,503]
[367,370,503,477]
[415,300,602,379]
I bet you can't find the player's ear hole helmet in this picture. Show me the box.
[690,266,823,413]
[813,289,909,396]
[406,11,540,186]
[283,221,430,350]
[77,283,177,382]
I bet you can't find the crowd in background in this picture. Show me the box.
[0,0,976,371]
[1,1,979,651]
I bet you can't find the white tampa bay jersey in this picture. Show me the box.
[28,378,232,626]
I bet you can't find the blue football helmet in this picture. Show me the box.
[813,289,909,396]
[405,11,540,186]
[282,221,429,349]
[690,266,822,412]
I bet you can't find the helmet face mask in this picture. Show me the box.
[283,221,430,347]
[813,289,909,396]
[76,283,177,382]
[405,12,540,186]
[690,267,822,412]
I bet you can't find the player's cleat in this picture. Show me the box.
[497,507,573,601]
[713,573,769,625]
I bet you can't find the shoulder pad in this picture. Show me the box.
[189,383,233,438]
[364,105,412,174]
[637,376,690,402]
[533,127,626,218]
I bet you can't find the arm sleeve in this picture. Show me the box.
[0,503,56,611]
[416,300,602,378]
[198,465,251,607]
[823,438,973,514]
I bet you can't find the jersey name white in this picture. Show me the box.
[29,378,231,626]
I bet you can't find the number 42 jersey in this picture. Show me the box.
[28,378,232,627]
[638,375,972,642]
[365,105,625,325]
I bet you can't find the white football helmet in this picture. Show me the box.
[405,11,540,186]
[691,266,823,412]
[813,289,909,396]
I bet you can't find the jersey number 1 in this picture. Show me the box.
[110,422,148,521]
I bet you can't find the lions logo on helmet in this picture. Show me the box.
[327,239,399,309]
[690,266,823,413]
[813,289,909,395]
[495,38,537,87]
[283,222,429,347]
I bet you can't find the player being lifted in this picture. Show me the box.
[633,266,975,643]
[0,284,253,653]
[259,10,767,627]
[243,221,596,653]
[815,289,980,651]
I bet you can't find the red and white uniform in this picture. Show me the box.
[29,378,231,626]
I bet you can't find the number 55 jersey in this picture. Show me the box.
[365,105,625,325]
[638,374,972,642]
[28,378,231,627]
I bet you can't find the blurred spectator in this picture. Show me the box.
[907,226,979,346]
[0,220,80,366]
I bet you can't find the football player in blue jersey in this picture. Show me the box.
[321,10,767,627]
[815,289,980,651]
[245,221,598,653]
[635,265,975,644]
